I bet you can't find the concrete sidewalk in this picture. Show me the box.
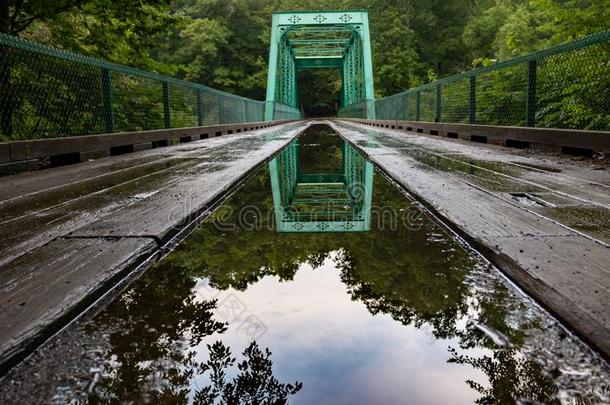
[0,121,310,372]
[331,119,610,358]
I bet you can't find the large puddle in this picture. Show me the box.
[1,125,609,404]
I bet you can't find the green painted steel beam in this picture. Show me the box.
[359,11,376,119]
[264,13,281,120]
[289,39,350,45]
[295,57,343,69]
[293,48,345,54]
[291,45,347,50]
[273,10,368,25]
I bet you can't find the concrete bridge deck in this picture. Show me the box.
[331,119,610,358]
[0,121,310,372]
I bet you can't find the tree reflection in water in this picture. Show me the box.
[87,161,559,403]
[194,341,302,404]
[448,347,559,404]
[87,260,301,403]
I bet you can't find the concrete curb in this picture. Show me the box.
[0,120,295,175]
[344,118,610,155]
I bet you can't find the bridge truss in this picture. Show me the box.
[265,10,375,120]
[269,139,374,233]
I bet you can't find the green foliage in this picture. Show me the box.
[448,347,559,404]
[10,0,610,92]
[1,0,91,35]
[363,0,422,96]
[4,0,610,127]
[464,0,610,61]
[194,341,303,404]
[88,260,302,403]
[297,69,341,116]
[4,0,176,71]
[410,0,475,77]
[163,0,271,99]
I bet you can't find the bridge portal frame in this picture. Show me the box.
[269,138,374,232]
[265,10,375,120]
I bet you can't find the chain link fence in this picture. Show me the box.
[339,30,610,131]
[0,33,296,142]
[337,99,369,119]
[272,102,302,120]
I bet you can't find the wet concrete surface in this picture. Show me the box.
[330,119,610,359]
[539,205,610,243]
[0,121,311,371]
[0,237,157,371]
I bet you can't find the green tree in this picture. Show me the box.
[21,0,176,71]
[4,0,610,126]
[0,0,89,35]
[164,0,271,98]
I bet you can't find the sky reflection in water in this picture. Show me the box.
[192,258,489,405]
[43,126,608,404]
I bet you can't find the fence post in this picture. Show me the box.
[101,68,114,133]
[219,95,225,124]
[435,84,442,123]
[415,90,421,121]
[468,76,476,124]
[243,98,247,123]
[526,60,537,127]
[196,90,204,127]
[162,81,171,129]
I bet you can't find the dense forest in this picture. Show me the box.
[1,0,609,109]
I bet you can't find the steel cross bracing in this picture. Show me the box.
[269,139,374,233]
[265,10,375,120]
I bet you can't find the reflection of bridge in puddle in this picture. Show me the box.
[269,138,374,232]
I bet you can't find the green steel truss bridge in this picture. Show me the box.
[263,11,376,232]
[264,10,375,120]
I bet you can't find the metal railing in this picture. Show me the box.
[272,101,302,120]
[337,99,369,119]
[0,33,297,142]
[339,30,610,131]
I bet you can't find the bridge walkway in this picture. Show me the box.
[0,121,311,371]
[331,119,610,358]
